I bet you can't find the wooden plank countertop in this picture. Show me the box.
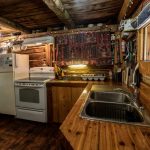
[59,82,150,150]
[46,79,88,87]
[46,79,118,87]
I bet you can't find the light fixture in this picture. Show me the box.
[35,42,42,45]
[68,64,87,69]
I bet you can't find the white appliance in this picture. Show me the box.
[30,67,55,79]
[15,67,55,122]
[0,53,29,115]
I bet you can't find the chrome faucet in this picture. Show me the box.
[113,88,133,99]
[130,83,144,111]
[114,86,144,111]
[130,83,139,102]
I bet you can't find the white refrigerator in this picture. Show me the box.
[0,53,29,115]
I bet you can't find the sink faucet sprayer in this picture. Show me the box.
[130,63,139,103]
[130,63,144,111]
[114,63,143,111]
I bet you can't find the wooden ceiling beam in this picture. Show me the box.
[117,0,130,22]
[0,17,31,33]
[43,0,75,28]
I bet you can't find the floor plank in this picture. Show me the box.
[0,114,72,150]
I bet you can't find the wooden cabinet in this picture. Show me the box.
[47,82,87,123]
[143,24,150,61]
[52,86,71,123]
[137,25,150,83]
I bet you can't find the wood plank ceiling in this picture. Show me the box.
[0,0,64,33]
[0,0,143,34]
[62,0,124,25]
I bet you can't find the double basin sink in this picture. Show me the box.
[80,87,149,125]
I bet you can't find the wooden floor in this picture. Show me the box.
[0,114,72,150]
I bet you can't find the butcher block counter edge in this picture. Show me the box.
[60,82,150,150]
[46,79,88,87]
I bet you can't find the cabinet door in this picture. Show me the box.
[71,87,84,106]
[50,85,85,123]
[52,86,72,123]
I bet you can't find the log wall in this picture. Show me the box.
[17,44,54,67]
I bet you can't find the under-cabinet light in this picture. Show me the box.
[68,64,87,69]
[35,42,42,45]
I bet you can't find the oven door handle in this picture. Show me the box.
[15,85,45,88]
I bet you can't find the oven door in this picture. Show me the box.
[15,86,46,110]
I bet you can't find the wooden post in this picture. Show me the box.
[118,0,130,22]
[43,0,75,28]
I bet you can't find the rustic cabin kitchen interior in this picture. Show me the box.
[0,0,150,149]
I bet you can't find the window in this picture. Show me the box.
[144,24,150,61]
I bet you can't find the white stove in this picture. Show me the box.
[15,67,55,123]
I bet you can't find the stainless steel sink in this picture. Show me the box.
[80,86,150,126]
[80,101,144,123]
[89,91,131,103]
[79,88,150,125]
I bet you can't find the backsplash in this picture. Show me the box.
[60,65,113,80]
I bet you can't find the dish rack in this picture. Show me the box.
[81,74,106,81]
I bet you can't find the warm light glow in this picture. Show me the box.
[35,42,42,45]
[83,90,87,94]
[68,64,87,69]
